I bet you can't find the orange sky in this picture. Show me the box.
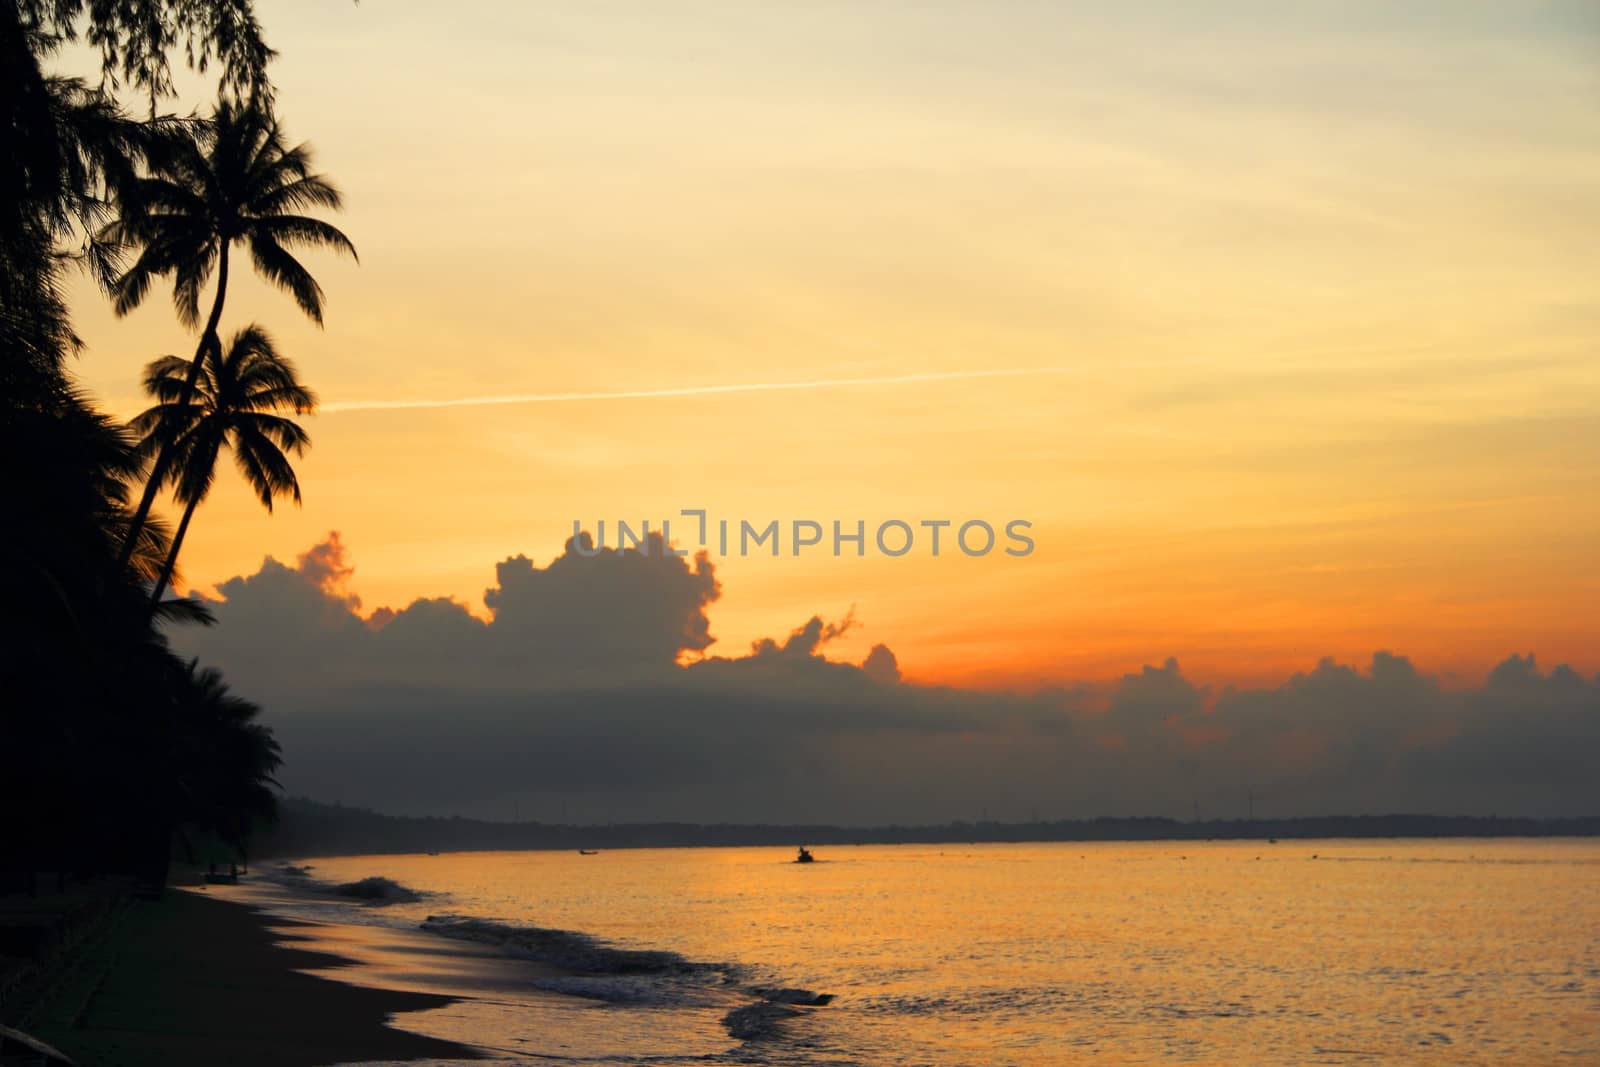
[65,2,1600,689]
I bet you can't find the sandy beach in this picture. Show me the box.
[19,887,483,1066]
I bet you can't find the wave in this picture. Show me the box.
[753,986,835,1006]
[262,863,427,906]
[259,868,832,1045]
[720,987,837,1041]
[723,1000,802,1041]
[420,913,721,976]
[418,913,831,1041]
[333,875,424,904]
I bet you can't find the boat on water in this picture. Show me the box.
[578,849,599,855]
[795,845,815,864]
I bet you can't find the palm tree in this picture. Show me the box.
[131,324,316,603]
[102,99,354,566]
[3,0,281,890]
[167,657,283,869]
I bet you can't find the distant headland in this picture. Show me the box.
[257,798,1600,859]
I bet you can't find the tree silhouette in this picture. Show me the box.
[0,67,157,399]
[132,325,316,603]
[7,0,274,106]
[3,0,288,889]
[102,100,353,567]
[167,658,283,868]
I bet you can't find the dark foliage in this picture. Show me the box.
[101,97,354,566]
[1,0,284,888]
[133,324,315,600]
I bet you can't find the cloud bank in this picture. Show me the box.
[176,534,1600,824]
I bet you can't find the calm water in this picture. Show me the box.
[258,839,1600,1065]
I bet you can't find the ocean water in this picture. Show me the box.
[246,839,1600,1065]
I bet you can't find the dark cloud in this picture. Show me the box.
[177,534,1600,824]
[483,531,719,672]
[862,644,900,685]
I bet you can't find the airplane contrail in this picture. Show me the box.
[319,367,1064,414]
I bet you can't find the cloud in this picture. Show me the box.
[176,535,1600,824]
[738,609,856,664]
[862,644,900,685]
[482,530,720,673]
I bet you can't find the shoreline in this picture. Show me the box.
[23,887,483,1066]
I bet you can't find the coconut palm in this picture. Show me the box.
[166,657,283,866]
[3,0,281,890]
[102,99,354,565]
[131,324,316,602]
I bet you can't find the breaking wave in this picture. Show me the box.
[418,913,830,1040]
[263,863,427,906]
[420,913,723,975]
[258,865,832,1045]
[333,875,424,903]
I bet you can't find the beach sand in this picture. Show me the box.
[28,887,483,1066]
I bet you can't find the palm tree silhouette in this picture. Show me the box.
[167,657,283,868]
[131,325,316,603]
[103,99,354,566]
[5,0,290,890]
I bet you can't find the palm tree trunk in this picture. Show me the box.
[118,243,230,570]
[149,487,201,603]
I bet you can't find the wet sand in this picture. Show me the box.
[32,887,483,1066]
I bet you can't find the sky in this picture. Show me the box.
[64,1,1600,702]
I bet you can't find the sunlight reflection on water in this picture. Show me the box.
[272,839,1600,1066]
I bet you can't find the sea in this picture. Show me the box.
[239,839,1600,1065]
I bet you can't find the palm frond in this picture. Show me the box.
[246,232,324,323]
[152,596,217,627]
[230,428,301,510]
[171,237,219,328]
[140,353,207,394]
[238,383,316,415]
[248,173,343,215]
[107,247,162,316]
[172,434,224,504]
[237,412,311,453]
[248,213,357,261]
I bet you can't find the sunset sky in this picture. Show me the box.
[67,1,1600,690]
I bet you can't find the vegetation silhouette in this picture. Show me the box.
[164,661,283,868]
[6,0,274,106]
[133,325,316,602]
[2,0,299,895]
[102,99,354,567]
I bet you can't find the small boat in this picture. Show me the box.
[795,846,815,864]
[578,849,599,856]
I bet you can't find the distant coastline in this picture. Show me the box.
[259,798,1600,859]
